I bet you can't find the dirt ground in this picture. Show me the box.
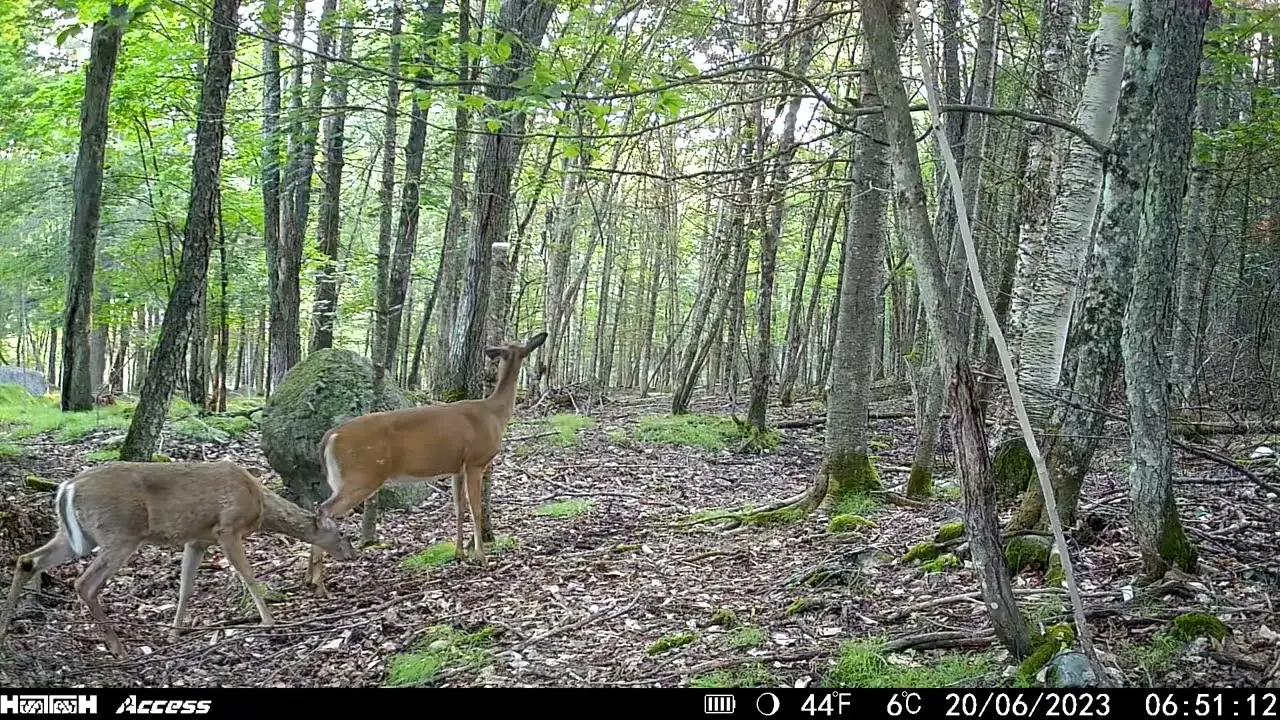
[0,391,1276,688]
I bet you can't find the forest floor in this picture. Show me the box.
[0,386,1277,688]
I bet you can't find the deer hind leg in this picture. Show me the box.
[464,465,488,567]
[171,542,206,641]
[452,473,467,563]
[218,531,273,628]
[75,541,140,658]
[306,482,376,598]
[0,533,77,646]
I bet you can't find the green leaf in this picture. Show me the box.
[55,22,83,46]
[494,34,513,63]
[486,118,502,133]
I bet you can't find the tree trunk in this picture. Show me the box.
[820,64,889,507]
[309,12,352,352]
[1008,0,1129,420]
[118,0,240,461]
[61,3,129,412]
[261,0,282,393]
[371,0,402,391]
[1121,0,1208,580]
[1170,6,1222,407]
[444,0,558,400]
[431,0,478,398]
[864,0,1032,658]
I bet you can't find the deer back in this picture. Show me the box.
[69,461,266,549]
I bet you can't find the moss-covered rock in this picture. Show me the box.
[1046,544,1065,587]
[1005,535,1052,575]
[709,608,739,628]
[828,513,876,534]
[903,541,942,564]
[934,521,965,543]
[993,438,1035,504]
[920,553,962,573]
[260,348,426,510]
[1016,623,1076,684]
[1171,612,1228,642]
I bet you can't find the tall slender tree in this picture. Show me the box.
[60,3,131,412]
[118,0,242,460]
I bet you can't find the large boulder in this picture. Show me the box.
[0,367,47,397]
[259,348,434,511]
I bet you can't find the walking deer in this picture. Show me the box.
[306,331,548,596]
[0,460,355,657]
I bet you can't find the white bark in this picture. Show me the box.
[1012,0,1130,412]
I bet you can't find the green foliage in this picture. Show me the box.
[646,630,698,655]
[821,638,993,688]
[691,663,770,688]
[727,625,765,649]
[0,441,22,457]
[545,413,593,446]
[634,413,750,451]
[384,624,496,687]
[834,493,879,517]
[0,389,132,441]
[533,498,594,518]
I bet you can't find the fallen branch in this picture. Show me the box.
[884,631,997,652]
[612,650,827,686]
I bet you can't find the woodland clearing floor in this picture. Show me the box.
[0,390,1277,688]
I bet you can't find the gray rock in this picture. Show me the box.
[259,349,434,511]
[1046,651,1098,688]
[0,367,47,397]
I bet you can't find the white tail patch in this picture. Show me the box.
[56,481,91,557]
[323,433,343,493]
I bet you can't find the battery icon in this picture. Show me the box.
[704,694,736,714]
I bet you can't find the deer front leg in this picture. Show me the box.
[305,485,374,598]
[464,465,487,567]
[452,473,466,563]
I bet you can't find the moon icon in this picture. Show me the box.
[756,692,781,716]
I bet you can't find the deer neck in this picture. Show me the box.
[484,355,524,422]
[260,491,312,542]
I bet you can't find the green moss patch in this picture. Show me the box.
[692,662,771,688]
[821,638,993,687]
[399,536,519,569]
[920,553,962,574]
[1015,623,1076,684]
[647,630,699,655]
[709,608,739,628]
[384,624,496,686]
[634,413,751,451]
[828,513,876,534]
[545,413,593,446]
[903,542,943,564]
[533,499,595,518]
[1170,612,1228,642]
[1005,535,1052,575]
[728,625,766,649]
[935,521,965,543]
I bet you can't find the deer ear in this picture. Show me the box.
[484,346,505,359]
[523,331,548,354]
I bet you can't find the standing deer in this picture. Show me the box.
[0,460,355,657]
[306,331,548,595]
